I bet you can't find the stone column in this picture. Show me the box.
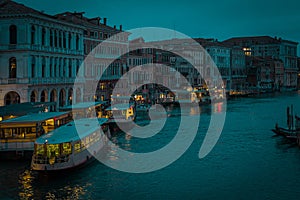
[27,24,31,45]
[72,87,77,104]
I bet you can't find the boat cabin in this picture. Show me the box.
[59,101,107,119]
[0,112,72,153]
[31,118,109,171]
[104,103,135,122]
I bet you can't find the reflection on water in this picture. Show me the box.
[1,92,300,199]
[19,170,34,199]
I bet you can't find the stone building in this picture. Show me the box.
[0,0,85,109]
[55,12,130,102]
[223,36,298,89]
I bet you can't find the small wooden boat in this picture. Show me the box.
[31,118,109,171]
[272,105,300,142]
[272,126,298,141]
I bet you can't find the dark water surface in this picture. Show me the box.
[1,92,300,200]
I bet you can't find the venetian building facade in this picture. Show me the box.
[0,0,85,109]
[55,12,130,102]
[195,38,231,91]
[128,37,155,102]
[229,46,247,92]
[223,36,298,89]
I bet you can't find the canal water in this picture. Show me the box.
[1,92,300,199]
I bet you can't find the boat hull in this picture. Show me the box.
[31,139,105,171]
[272,127,298,141]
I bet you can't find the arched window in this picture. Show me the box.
[76,34,79,50]
[59,58,62,77]
[4,91,20,105]
[42,57,46,78]
[30,91,36,102]
[68,33,72,49]
[59,31,62,48]
[54,58,57,77]
[50,58,53,77]
[68,88,73,105]
[9,25,17,44]
[63,32,66,48]
[59,89,66,107]
[54,30,58,47]
[50,89,57,111]
[31,25,35,45]
[63,59,66,77]
[9,57,17,78]
[40,90,47,102]
[41,28,46,46]
[31,57,35,78]
[50,29,53,47]
[69,59,72,77]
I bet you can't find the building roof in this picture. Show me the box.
[223,36,283,46]
[55,11,127,34]
[106,103,132,111]
[35,118,108,144]
[59,101,107,111]
[0,0,84,29]
[0,0,48,16]
[0,112,69,125]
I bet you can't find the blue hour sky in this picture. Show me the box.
[15,0,300,46]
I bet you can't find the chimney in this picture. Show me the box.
[120,25,122,31]
[103,18,107,25]
[88,17,101,25]
[73,11,85,18]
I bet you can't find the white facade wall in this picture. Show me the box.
[0,14,85,107]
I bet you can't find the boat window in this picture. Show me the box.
[35,144,45,156]
[85,136,90,144]
[90,131,100,143]
[46,144,60,158]
[0,127,37,139]
[62,142,72,155]
[74,142,81,153]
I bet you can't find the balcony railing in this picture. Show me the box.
[0,78,29,85]
[29,77,78,85]
[0,77,85,85]
[0,44,83,55]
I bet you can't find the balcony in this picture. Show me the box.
[29,77,83,85]
[0,78,29,85]
[0,44,83,56]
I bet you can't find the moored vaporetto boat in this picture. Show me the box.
[31,118,109,171]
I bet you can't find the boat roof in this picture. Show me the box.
[35,118,108,144]
[106,103,132,111]
[59,101,107,111]
[111,95,132,100]
[0,102,56,117]
[0,112,69,124]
